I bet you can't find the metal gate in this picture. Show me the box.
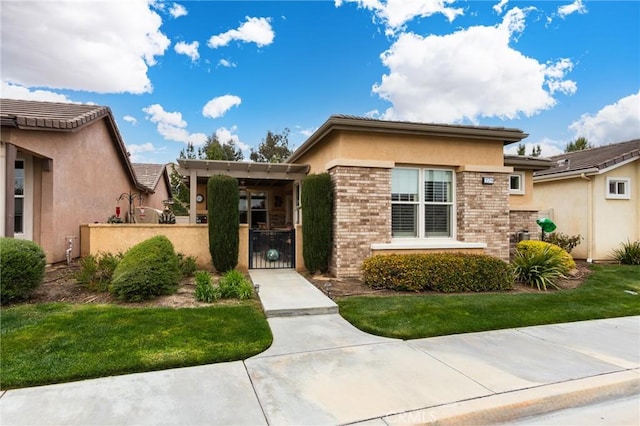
[249,229,295,269]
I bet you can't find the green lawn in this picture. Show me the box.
[338,264,640,339]
[1,301,272,390]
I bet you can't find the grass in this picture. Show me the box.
[1,301,272,390]
[338,264,640,340]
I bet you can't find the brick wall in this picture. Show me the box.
[329,166,391,278]
[509,210,540,257]
[456,172,510,260]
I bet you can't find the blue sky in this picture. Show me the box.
[2,0,639,164]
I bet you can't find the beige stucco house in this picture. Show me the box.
[0,99,167,263]
[181,115,551,277]
[533,139,640,262]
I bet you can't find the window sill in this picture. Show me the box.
[371,240,487,250]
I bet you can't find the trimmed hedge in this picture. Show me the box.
[208,175,239,273]
[110,236,181,302]
[516,240,576,271]
[0,238,46,304]
[302,173,333,274]
[362,253,514,293]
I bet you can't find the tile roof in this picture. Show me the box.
[0,98,110,130]
[534,139,640,177]
[132,163,168,191]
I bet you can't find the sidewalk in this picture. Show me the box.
[1,270,638,425]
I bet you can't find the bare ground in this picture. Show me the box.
[21,261,592,308]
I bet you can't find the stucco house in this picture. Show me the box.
[0,99,166,263]
[181,115,551,278]
[533,139,640,262]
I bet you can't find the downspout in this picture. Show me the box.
[580,173,594,263]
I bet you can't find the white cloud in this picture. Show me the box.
[1,1,170,94]
[372,7,576,123]
[504,138,565,157]
[174,41,200,62]
[558,0,587,18]
[218,59,237,68]
[568,91,640,146]
[169,3,188,18]
[127,142,164,163]
[207,17,274,48]
[202,95,242,119]
[215,126,251,152]
[0,81,76,103]
[123,115,138,126]
[493,0,509,15]
[143,104,207,145]
[335,0,463,33]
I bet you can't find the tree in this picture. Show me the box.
[207,175,239,272]
[301,173,333,274]
[179,135,244,161]
[250,128,293,163]
[169,163,189,216]
[516,144,526,156]
[565,137,592,153]
[531,145,542,157]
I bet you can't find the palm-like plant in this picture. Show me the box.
[512,245,568,291]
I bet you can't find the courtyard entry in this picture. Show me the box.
[249,228,296,269]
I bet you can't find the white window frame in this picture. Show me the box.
[606,177,630,200]
[391,167,455,240]
[14,157,33,240]
[509,172,525,195]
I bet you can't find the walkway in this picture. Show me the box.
[1,270,638,425]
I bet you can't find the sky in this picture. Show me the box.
[1,0,639,164]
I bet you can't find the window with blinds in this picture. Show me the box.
[391,168,453,238]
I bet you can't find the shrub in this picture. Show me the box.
[612,240,640,265]
[0,238,46,304]
[512,245,567,290]
[362,253,513,293]
[110,236,181,302]
[543,232,582,253]
[516,240,576,271]
[302,173,333,274]
[76,252,123,291]
[194,270,219,302]
[219,269,254,300]
[177,253,198,277]
[207,175,239,273]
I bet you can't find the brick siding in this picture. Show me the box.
[509,210,541,257]
[329,166,391,278]
[456,172,510,261]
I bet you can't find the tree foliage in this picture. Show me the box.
[531,144,542,157]
[179,134,244,161]
[207,175,239,273]
[301,173,333,274]
[250,129,293,163]
[565,137,592,153]
[516,144,526,156]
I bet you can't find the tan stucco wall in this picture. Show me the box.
[534,160,639,261]
[3,121,140,263]
[295,130,504,173]
[509,170,537,209]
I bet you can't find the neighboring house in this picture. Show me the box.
[182,115,547,278]
[533,139,640,262]
[132,162,173,209]
[0,99,156,263]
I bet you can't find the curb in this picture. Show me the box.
[380,369,640,425]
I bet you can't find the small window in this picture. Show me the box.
[509,173,524,195]
[14,160,25,234]
[606,178,630,199]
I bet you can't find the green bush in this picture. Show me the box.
[362,253,513,293]
[612,240,640,265]
[177,253,198,277]
[194,270,219,302]
[76,252,123,291]
[302,173,333,274]
[207,175,239,273]
[219,269,253,300]
[516,240,576,271]
[512,245,567,291]
[109,236,181,302]
[543,232,582,253]
[0,238,46,304]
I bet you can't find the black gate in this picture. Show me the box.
[249,229,296,269]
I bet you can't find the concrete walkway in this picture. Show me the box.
[1,270,638,425]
